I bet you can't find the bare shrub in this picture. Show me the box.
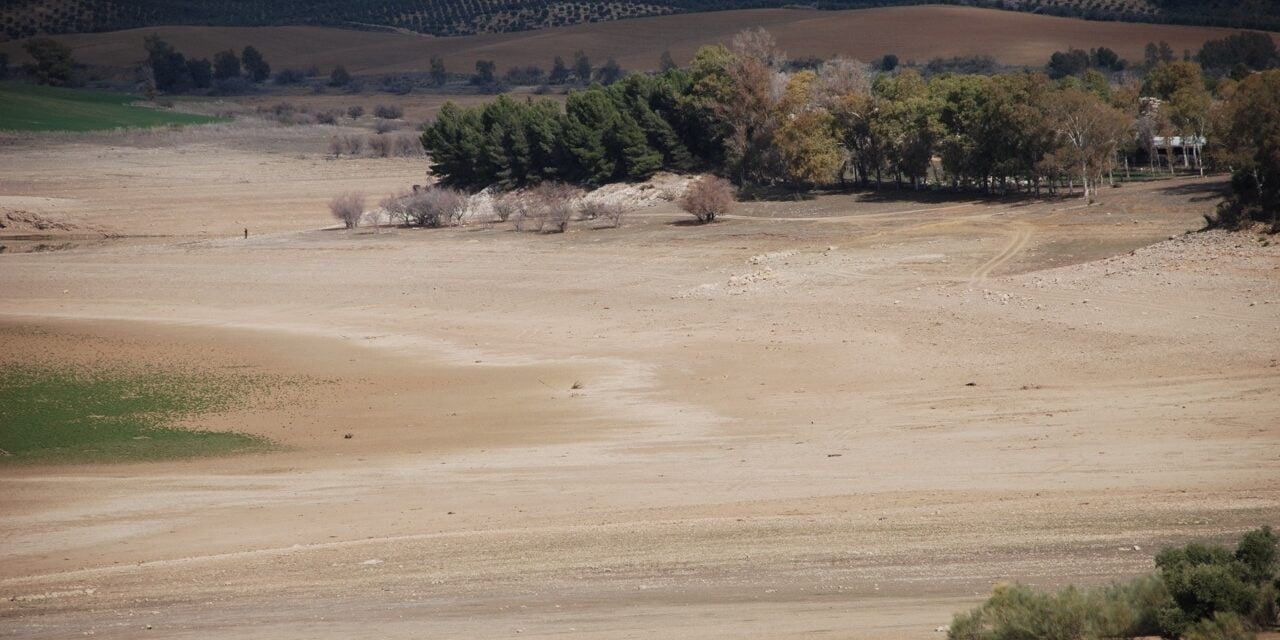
[330,134,364,157]
[531,182,580,233]
[329,192,365,229]
[347,105,365,119]
[373,104,404,119]
[315,109,340,125]
[679,176,734,223]
[342,134,364,156]
[491,193,520,223]
[513,195,542,232]
[367,134,391,157]
[382,188,467,228]
[580,200,627,228]
[264,102,299,117]
[393,133,421,157]
[373,118,399,134]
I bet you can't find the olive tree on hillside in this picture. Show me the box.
[213,50,240,80]
[23,38,74,86]
[430,56,447,86]
[241,46,270,83]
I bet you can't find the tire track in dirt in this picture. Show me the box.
[969,223,1033,284]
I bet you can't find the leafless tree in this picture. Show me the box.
[367,134,391,157]
[382,187,467,228]
[492,192,520,223]
[813,57,870,109]
[578,200,627,228]
[393,133,422,156]
[532,182,580,233]
[722,28,787,185]
[346,134,365,156]
[329,192,365,229]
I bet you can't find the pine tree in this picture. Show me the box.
[611,113,662,180]
[562,90,616,184]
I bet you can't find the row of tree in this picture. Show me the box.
[423,27,1280,230]
[143,35,270,93]
[422,29,1214,201]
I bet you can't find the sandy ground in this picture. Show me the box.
[1,123,1278,639]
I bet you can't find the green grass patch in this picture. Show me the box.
[0,363,275,464]
[0,82,224,132]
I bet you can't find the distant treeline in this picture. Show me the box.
[3,0,1279,42]
[423,28,1280,230]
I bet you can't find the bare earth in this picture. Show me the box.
[1,123,1278,639]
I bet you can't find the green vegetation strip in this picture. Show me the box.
[0,364,273,464]
[0,82,224,132]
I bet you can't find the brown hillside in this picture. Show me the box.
[2,5,1274,74]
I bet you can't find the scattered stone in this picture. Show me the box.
[343,433,353,439]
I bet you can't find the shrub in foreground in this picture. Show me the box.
[947,527,1278,640]
[329,192,365,229]
[679,176,734,223]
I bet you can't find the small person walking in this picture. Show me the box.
[244,228,248,239]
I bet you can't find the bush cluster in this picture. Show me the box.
[382,188,467,228]
[948,527,1280,640]
[373,104,404,119]
[329,133,421,158]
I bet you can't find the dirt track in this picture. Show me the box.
[1,128,1279,638]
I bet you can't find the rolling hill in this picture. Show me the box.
[0,6,1271,76]
[2,0,1279,42]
